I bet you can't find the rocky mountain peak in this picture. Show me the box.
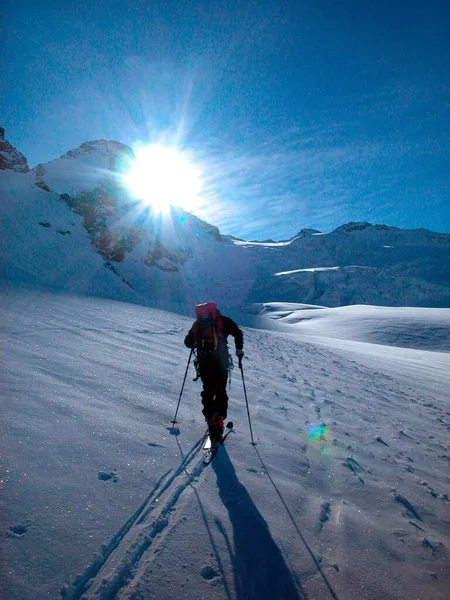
[0,128,29,173]
[332,222,398,234]
[333,222,373,234]
[60,139,135,173]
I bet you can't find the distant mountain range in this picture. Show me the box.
[1,128,449,313]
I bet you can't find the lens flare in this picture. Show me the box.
[308,423,328,442]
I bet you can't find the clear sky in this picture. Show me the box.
[2,0,449,240]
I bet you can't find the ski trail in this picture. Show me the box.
[62,468,172,600]
[64,434,208,600]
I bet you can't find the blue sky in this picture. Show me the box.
[2,0,449,239]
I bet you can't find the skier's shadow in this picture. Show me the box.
[212,447,307,600]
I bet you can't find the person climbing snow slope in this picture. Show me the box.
[184,302,244,440]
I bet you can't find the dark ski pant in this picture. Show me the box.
[198,352,229,419]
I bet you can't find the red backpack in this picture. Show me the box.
[193,302,225,352]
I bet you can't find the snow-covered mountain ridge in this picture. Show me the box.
[1,129,449,311]
[0,127,29,172]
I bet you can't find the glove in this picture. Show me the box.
[236,349,244,358]
[184,336,196,349]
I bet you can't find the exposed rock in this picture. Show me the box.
[332,222,396,234]
[34,164,51,191]
[333,222,373,233]
[0,128,29,173]
[297,228,321,236]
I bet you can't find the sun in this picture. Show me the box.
[125,144,202,212]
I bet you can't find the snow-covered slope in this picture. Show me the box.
[32,139,134,197]
[257,302,450,352]
[1,285,449,600]
[1,130,449,311]
[238,223,450,308]
[0,133,257,314]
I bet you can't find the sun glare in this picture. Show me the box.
[125,144,202,212]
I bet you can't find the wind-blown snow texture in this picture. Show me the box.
[1,286,449,600]
[1,132,450,600]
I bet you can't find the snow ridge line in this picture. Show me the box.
[63,434,207,600]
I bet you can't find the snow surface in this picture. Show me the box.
[275,267,342,276]
[232,237,303,247]
[1,283,449,600]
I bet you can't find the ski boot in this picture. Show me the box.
[207,413,224,442]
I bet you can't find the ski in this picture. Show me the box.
[202,422,233,464]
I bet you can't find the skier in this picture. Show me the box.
[184,302,244,439]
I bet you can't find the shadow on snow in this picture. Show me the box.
[212,447,307,600]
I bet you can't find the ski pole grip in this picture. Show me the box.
[238,355,243,370]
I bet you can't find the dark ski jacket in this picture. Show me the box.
[184,315,243,356]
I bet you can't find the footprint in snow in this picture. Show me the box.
[98,471,119,482]
[342,457,365,484]
[200,565,220,583]
[246,467,265,475]
[319,502,331,530]
[375,436,389,446]
[7,521,31,538]
[393,492,421,521]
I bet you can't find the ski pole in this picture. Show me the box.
[171,348,193,427]
[239,356,256,445]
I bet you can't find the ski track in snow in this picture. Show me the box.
[1,285,450,600]
[63,435,208,600]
